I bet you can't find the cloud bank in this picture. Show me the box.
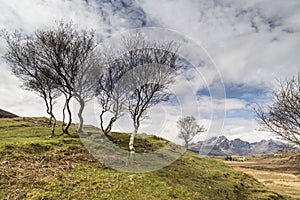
[1,0,299,143]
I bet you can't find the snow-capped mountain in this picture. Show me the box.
[189,136,297,156]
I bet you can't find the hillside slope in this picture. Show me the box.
[0,108,18,118]
[0,117,287,200]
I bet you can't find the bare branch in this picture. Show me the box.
[3,22,97,136]
[120,32,181,154]
[253,73,300,146]
[2,31,61,136]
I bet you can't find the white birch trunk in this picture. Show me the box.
[129,126,138,154]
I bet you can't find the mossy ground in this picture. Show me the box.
[0,117,287,199]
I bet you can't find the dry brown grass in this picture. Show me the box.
[224,151,300,200]
[0,146,104,199]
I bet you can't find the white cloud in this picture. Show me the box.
[0,0,144,115]
[222,118,276,142]
[139,0,300,85]
[0,0,104,33]
[197,96,246,114]
[1,0,299,144]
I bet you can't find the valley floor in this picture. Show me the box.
[224,152,300,200]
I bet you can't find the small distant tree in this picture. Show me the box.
[3,32,61,137]
[177,116,205,149]
[253,73,300,146]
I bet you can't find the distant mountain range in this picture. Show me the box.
[0,108,18,118]
[189,136,298,156]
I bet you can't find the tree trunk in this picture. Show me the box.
[77,98,85,133]
[185,143,189,149]
[43,93,56,137]
[49,116,53,125]
[129,125,138,154]
[48,93,56,137]
[62,95,72,136]
[63,96,72,135]
[51,115,57,137]
[62,99,67,133]
[99,109,117,136]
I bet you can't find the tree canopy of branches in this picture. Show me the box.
[95,33,180,152]
[254,73,300,146]
[34,22,97,135]
[96,54,129,135]
[121,33,180,154]
[177,116,205,149]
[74,52,101,133]
[3,32,61,136]
[3,22,97,136]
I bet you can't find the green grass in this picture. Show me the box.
[0,117,287,200]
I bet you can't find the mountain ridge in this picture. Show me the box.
[189,136,298,156]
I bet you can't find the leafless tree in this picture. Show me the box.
[121,33,180,154]
[3,22,97,135]
[177,116,205,149]
[26,70,61,136]
[253,73,300,146]
[33,22,96,135]
[3,32,60,136]
[74,52,101,133]
[96,54,129,135]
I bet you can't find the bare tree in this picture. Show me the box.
[3,22,97,135]
[25,69,61,136]
[74,53,101,133]
[96,55,129,135]
[33,22,96,135]
[253,73,300,146]
[120,33,180,154]
[177,116,205,149]
[3,32,60,136]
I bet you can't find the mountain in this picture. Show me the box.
[0,108,18,118]
[189,136,297,156]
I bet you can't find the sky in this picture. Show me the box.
[0,0,300,144]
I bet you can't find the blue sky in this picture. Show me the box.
[0,0,299,143]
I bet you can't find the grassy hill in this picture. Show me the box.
[0,117,288,200]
